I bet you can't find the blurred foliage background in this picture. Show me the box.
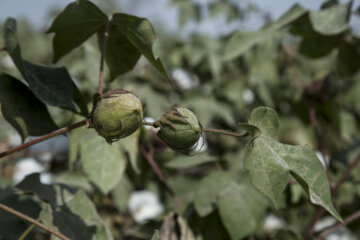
[0,0,360,239]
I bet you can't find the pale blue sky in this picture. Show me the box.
[0,0,358,36]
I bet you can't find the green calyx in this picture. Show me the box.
[90,89,144,143]
[157,106,202,154]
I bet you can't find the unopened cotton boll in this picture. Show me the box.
[90,89,144,143]
[157,106,202,154]
[128,190,164,223]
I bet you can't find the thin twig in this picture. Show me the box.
[142,121,157,127]
[316,210,360,240]
[305,106,330,238]
[98,21,110,95]
[332,153,360,193]
[306,153,360,238]
[19,222,36,240]
[0,119,88,159]
[203,128,249,138]
[0,203,70,240]
[284,46,303,93]
[139,145,182,208]
[306,208,326,238]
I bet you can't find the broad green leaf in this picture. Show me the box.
[309,1,352,35]
[119,130,140,174]
[69,124,94,168]
[194,171,267,239]
[194,171,235,217]
[112,175,134,212]
[0,74,58,141]
[243,107,342,221]
[0,186,41,240]
[223,31,266,61]
[112,13,171,82]
[209,1,239,22]
[218,181,267,240]
[40,190,113,240]
[97,23,140,81]
[3,18,24,74]
[248,106,279,140]
[80,130,127,194]
[165,153,216,169]
[47,0,108,62]
[271,4,307,29]
[4,18,88,115]
[171,0,201,27]
[223,4,307,61]
[183,96,234,126]
[22,61,78,110]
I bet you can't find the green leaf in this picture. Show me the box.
[22,61,78,111]
[309,1,352,35]
[223,4,307,61]
[112,175,134,212]
[111,13,171,82]
[165,153,216,169]
[47,0,108,62]
[0,186,41,240]
[118,130,140,174]
[0,74,58,141]
[171,0,201,27]
[4,18,88,115]
[97,23,140,81]
[248,106,279,140]
[40,190,113,240]
[243,107,342,221]
[271,4,307,29]
[194,171,267,239]
[218,179,268,240]
[194,171,235,217]
[80,130,127,194]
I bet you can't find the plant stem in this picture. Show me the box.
[0,119,88,159]
[98,21,110,95]
[0,203,70,240]
[332,153,360,193]
[306,208,326,238]
[19,222,36,240]
[306,152,360,238]
[316,210,360,239]
[202,128,249,138]
[142,121,157,127]
[139,145,182,208]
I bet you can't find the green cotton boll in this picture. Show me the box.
[91,89,144,143]
[157,106,202,154]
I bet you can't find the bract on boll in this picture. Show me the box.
[157,106,202,154]
[90,89,144,143]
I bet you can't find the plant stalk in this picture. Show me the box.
[202,128,248,138]
[316,210,360,239]
[0,119,88,159]
[98,21,110,95]
[139,145,182,208]
[0,203,70,240]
